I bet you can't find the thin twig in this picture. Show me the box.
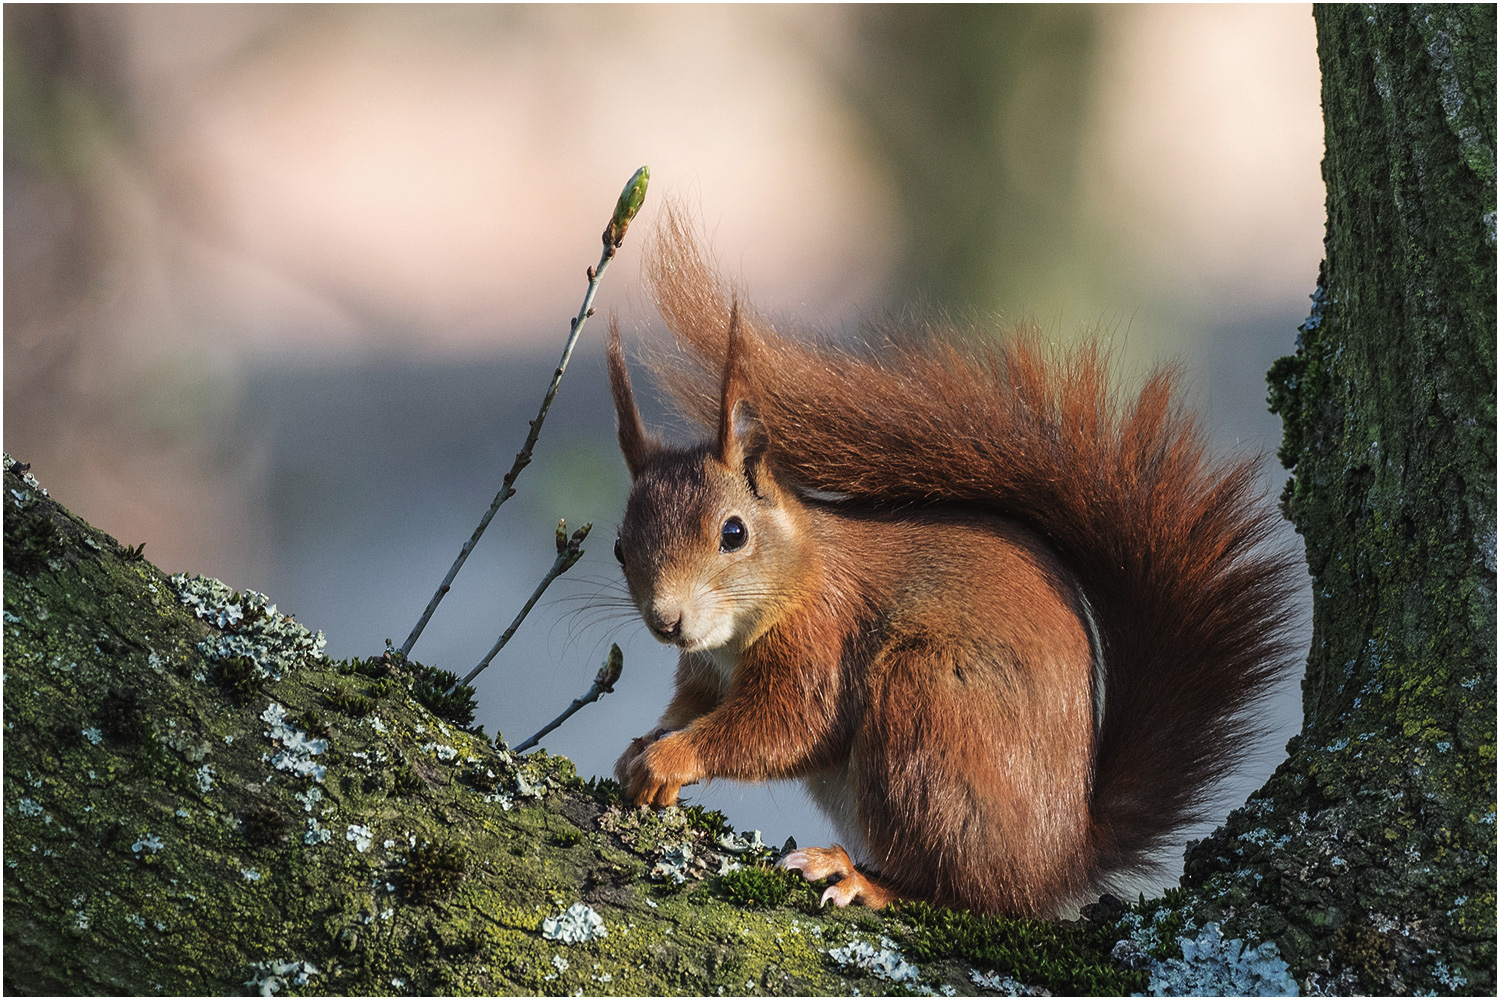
[399,166,650,658]
[514,644,624,753]
[450,520,590,693]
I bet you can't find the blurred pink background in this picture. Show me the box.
[4,4,1323,888]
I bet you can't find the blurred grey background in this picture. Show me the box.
[4,4,1322,890]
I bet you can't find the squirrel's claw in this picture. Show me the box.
[780,845,856,881]
[820,883,859,908]
[780,845,897,910]
[620,731,699,809]
[613,731,659,787]
[645,781,682,809]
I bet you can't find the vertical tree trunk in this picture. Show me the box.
[1184,4,1495,994]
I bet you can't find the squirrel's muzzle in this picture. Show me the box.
[644,606,683,642]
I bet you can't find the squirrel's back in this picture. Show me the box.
[636,211,1301,893]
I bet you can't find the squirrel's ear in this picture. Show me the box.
[608,318,656,478]
[717,301,768,475]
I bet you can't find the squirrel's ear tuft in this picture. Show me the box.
[608,318,656,478]
[717,301,769,477]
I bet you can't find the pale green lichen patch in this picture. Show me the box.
[170,573,327,681]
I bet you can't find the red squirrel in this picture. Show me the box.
[607,214,1299,917]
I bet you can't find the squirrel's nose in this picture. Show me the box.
[648,608,683,639]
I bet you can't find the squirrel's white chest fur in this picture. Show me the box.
[685,646,739,696]
[802,761,866,860]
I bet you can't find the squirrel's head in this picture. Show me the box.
[607,307,811,652]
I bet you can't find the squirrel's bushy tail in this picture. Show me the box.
[640,210,1301,888]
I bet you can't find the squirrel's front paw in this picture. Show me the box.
[613,728,669,788]
[621,732,701,809]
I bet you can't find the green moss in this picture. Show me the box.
[1333,920,1398,993]
[405,660,479,732]
[577,776,624,806]
[401,841,467,905]
[2,464,884,995]
[391,764,423,796]
[892,900,1146,995]
[325,686,376,718]
[710,866,809,910]
[680,804,732,839]
[298,709,330,738]
[1131,889,1192,961]
[597,804,716,858]
[214,655,264,703]
[2,500,66,576]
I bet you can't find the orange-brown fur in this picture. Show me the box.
[607,211,1298,917]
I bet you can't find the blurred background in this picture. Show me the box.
[4,4,1323,889]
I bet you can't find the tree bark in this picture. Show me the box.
[1184,4,1496,994]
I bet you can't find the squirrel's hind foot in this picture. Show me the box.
[780,845,900,909]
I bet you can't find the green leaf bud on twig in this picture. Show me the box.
[555,517,591,558]
[604,166,650,249]
[403,168,640,659]
[451,519,593,692]
[595,643,624,693]
[561,522,591,571]
[514,644,626,753]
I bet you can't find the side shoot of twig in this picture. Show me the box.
[399,166,650,658]
[450,520,590,693]
[513,644,624,753]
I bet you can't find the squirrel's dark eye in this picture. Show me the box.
[720,517,748,552]
[613,537,625,565]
